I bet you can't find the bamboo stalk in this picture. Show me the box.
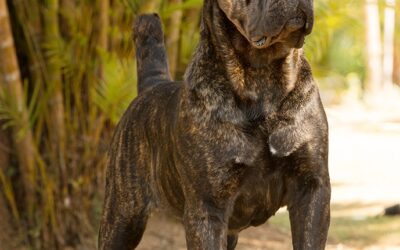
[90,0,109,168]
[0,0,37,219]
[98,0,109,53]
[95,0,109,81]
[394,40,400,85]
[166,0,183,79]
[393,1,400,85]
[382,0,396,88]
[12,0,45,126]
[42,0,67,188]
[365,0,383,93]
[59,0,75,39]
[180,8,200,66]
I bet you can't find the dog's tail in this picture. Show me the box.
[133,14,172,93]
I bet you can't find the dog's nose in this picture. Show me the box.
[284,16,306,34]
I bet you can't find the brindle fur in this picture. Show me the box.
[98,0,330,249]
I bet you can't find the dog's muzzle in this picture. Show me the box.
[251,14,307,49]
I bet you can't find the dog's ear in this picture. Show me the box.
[217,0,233,15]
[299,0,314,35]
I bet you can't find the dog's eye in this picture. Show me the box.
[245,0,251,5]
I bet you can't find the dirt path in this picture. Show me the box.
[328,104,400,208]
[137,214,292,250]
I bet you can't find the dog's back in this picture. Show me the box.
[133,14,171,93]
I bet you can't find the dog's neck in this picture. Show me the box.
[184,0,302,100]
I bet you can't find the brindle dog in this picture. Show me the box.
[98,0,330,249]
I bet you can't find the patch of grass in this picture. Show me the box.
[268,211,291,233]
[268,211,400,248]
[329,216,400,247]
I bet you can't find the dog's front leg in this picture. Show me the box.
[286,173,331,250]
[183,202,228,250]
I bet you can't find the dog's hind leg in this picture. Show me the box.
[98,176,151,250]
[98,194,149,250]
[98,131,152,249]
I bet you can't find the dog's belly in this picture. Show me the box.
[156,157,186,216]
[228,169,287,233]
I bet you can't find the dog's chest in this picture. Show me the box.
[243,68,292,115]
[183,78,288,169]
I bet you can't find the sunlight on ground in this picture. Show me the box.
[328,90,400,206]
[269,209,400,250]
[316,87,400,249]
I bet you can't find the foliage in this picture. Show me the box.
[305,0,366,92]
[93,54,137,124]
[1,0,138,248]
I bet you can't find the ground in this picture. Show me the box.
[136,92,400,250]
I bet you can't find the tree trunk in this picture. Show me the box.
[394,40,400,85]
[364,0,383,94]
[98,0,109,53]
[42,0,67,187]
[393,1,400,85]
[12,0,44,115]
[0,0,37,219]
[180,8,200,76]
[95,0,109,80]
[166,0,183,79]
[382,0,396,88]
[59,0,75,39]
[91,0,109,148]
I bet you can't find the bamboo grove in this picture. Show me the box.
[0,0,179,248]
[0,0,399,249]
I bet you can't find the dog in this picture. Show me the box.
[98,0,330,249]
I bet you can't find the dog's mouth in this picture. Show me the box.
[250,15,307,49]
[251,36,274,48]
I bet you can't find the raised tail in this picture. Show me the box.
[133,14,172,93]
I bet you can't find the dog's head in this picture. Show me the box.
[217,0,313,49]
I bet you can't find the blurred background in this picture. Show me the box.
[0,0,399,249]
